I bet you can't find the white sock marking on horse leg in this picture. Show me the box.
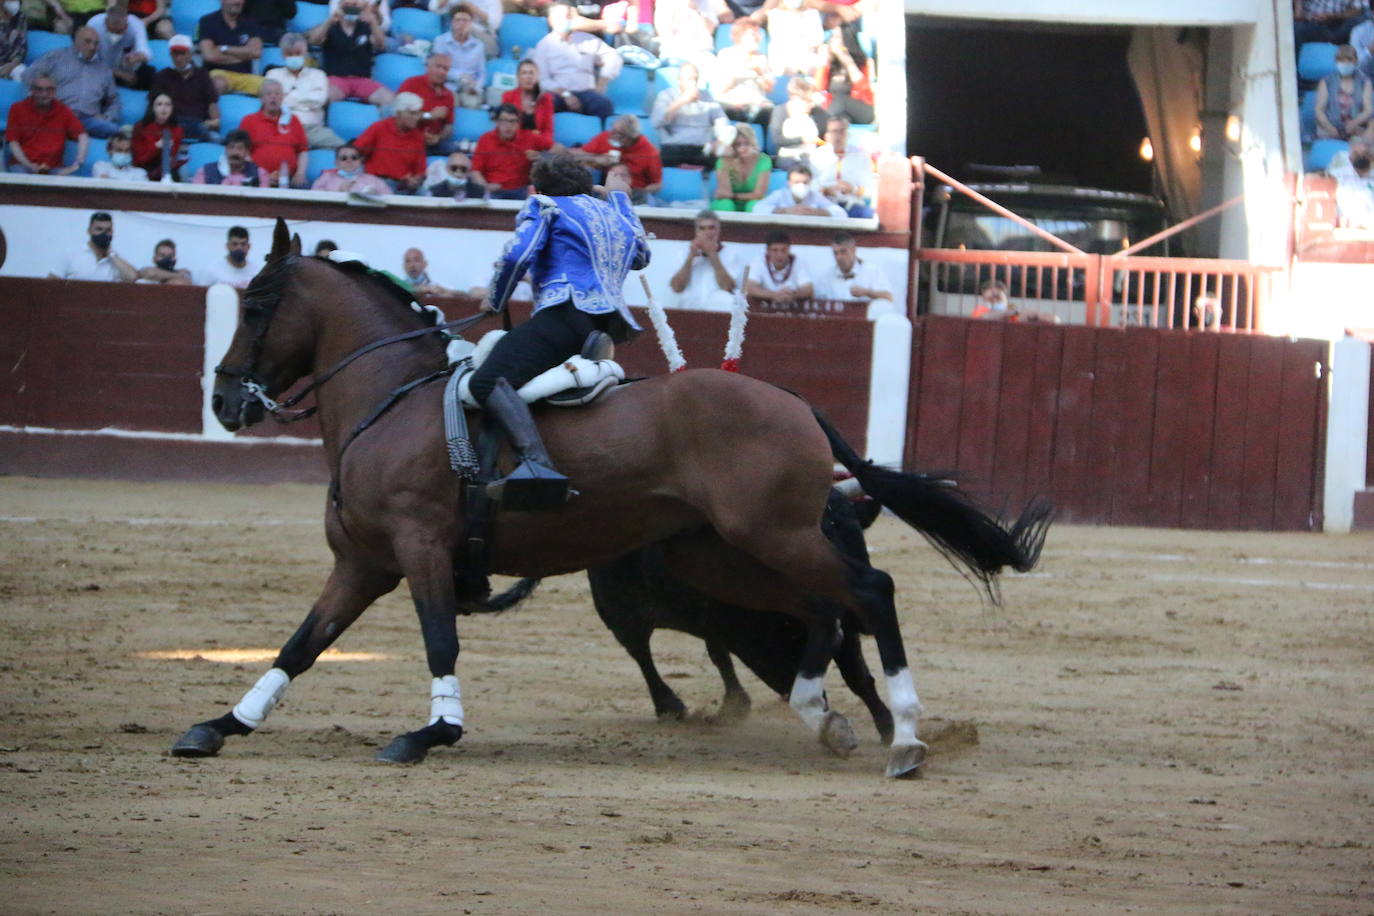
[428,674,464,727]
[789,674,828,734]
[231,667,290,729]
[886,667,924,747]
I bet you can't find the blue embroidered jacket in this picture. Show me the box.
[488,191,651,328]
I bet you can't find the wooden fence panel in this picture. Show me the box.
[1238,335,1289,530]
[989,323,1040,514]
[1109,328,1162,525]
[1176,334,1222,528]
[1022,325,1064,511]
[1205,335,1254,529]
[954,321,1005,498]
[1049,326,1100,522]
[1145,331,1195,528]
[1274,340,1328,529]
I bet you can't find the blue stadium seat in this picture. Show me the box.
[392,7,442,41]
[0,78,25,131]
[173,0,221,41]
[327,100,381,140]
[148,38,174,71]
[179,142,225,180]
[768,73,792,105]
[486,57,518,82]
[1298,42,1338,83]
[653,66,678,94]
[306,146,336,183]
[1300,89,1318,142]
[452,107,490,142]
[607,66,650,115]
[258,46,285,73]
[713,23,731,53]
[553,111,600,146]
[25,30,71,64]
[657,166,704,203]
[218,94,261,132]
[287,2,331,35]
[766,168,787,193]
[632,118,659,147]
[373,52,425,90]
[65,138,110,177]
[117,87,148,125]
[498,13,549,57]
[1305,138,1348,172]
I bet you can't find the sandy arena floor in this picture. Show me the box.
[1,476,1371,915]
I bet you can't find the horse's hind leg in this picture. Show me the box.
[834,613,893,744]
[703,635,750,723]
[171,559,399,757]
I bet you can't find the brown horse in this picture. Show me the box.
[171,219,1050,778]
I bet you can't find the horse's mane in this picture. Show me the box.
[241,252,298,315]
[242,253,442,329]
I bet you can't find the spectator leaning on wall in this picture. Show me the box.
[51,211,139,281]
[744,228,815,306]
[138,238,194,284]
[198,224,257,288]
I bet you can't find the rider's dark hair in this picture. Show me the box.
[765,229,791,246]
[531,151,594,197]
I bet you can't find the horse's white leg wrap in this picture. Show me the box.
[231,667,291,729]
[886,667,925,747]
[428,675,464,727]
[788,674,829,734]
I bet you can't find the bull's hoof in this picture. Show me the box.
[170,724,225,758]
[375,733,429,765]
[711,691,751,725]
[819,710,858,758]
[885,740,929,779]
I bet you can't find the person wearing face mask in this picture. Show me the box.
[87,2,153,89]
[92,125,149,179]
[198,225,257,288]
[264,32,343,150]
[575,113,662,204]
[191,128,270,184]
[138,238,193,284]
[310,141,391,193]
[744,229,814,306]
[53,211,138,281]
[309,0,392,108]
[1330,137,1374,228]
[148,34,221,141]
[970,278,1056,323]
[24,26,121,137]
[753,161,846,217]
[1,0,30,81]
[1316,45,1374,140]
[529,2,620,120]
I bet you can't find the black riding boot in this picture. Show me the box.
[483,377,570,512]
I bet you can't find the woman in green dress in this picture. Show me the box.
[711,125,773,213]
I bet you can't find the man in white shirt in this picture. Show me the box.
[530,2,620,120]
[809,115,876,218]
[744,229,814,306]
[667,209,738,311]
[92,127,150,181]
[265,32,344,150]
[753,162,848,218]
[813,230,896,318]
[198,225,258,288]
[88,2,153,90]
[51,211,139,282]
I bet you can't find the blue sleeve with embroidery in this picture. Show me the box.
[489,197,556,311]
[610,190,651,271]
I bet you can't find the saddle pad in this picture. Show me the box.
[456,355,625,409]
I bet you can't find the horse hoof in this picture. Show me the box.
[819,710,858,758]
[170,724,225,758]
[375,733,429,765]
[885,740,929,779]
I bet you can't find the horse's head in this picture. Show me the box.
[211,219,314,431]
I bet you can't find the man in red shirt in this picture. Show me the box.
[472,103,553,201]
[354,91,427,194]
[577,114,662,205]
[397,52,456,156]
[238,77,308,186]
[5,75,89,175]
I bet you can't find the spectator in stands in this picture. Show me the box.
[92,125,148,179]
[1333,136,1374,227]
[138,238,192,284]
[745,229,813,305]
[668,209,738,310]
[327,0,391,34]
[1352,15,1374,74]
[766,0,823,76]
[311,140,391,192]
[422,148,487,198]
[768,74,825,166]
[565,0,630,39]
[88,2,152,89]
[354,89,426,192]
[199,224,257,288]
[472,102,552,199]
[431,0,500,52]
[0,0,26,82]
[815,18,872,125]
[131,92,184,180]
[710,123,770,211]
[1329,134,1372,178]
[245,0,295,44]
[131,0,174,41]
[431,5,484,107]
[238,77,307,185]
[1316,44,1373,140]
[754,161,845,217]
[402,247,456,297]
[309,0,392,109]
[577,113,661,204]
[19,0,67,35]
[5,73,87,173]
[314,239,338,256]
[651,60,729,168]
[263,34,341,150]
[1294,0,1370,47]
[148,34,221,141]
[970,277,1057,323]
[192,127,270,183]
[398,52,457,154]
[530,2,620,119]
[713,20,773,125]
[199,0,265,97]
[813,230,892,311]
[25,26,120,137]
[54,0,106,32]
[809,115,873,217]
[503,59,554,143]
[653,0,726,67]
[52,211,138,280]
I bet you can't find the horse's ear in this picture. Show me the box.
[270,218,291,261]
[290,233,303,257]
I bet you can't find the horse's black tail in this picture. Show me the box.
[813,409,1052,602]
[464,577,543,613]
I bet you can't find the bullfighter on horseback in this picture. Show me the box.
[473,151,650,511]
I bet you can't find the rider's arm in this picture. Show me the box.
[608,190,651,270]
[487,197,556,311]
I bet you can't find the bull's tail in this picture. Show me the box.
[463,577,542,613]
[813,409,1052,602]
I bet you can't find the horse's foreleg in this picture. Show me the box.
[789,614,858,758]
[375,541,465,765]
[170,560,399,758]
[703,635,750,724]
[849,564,927,778]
